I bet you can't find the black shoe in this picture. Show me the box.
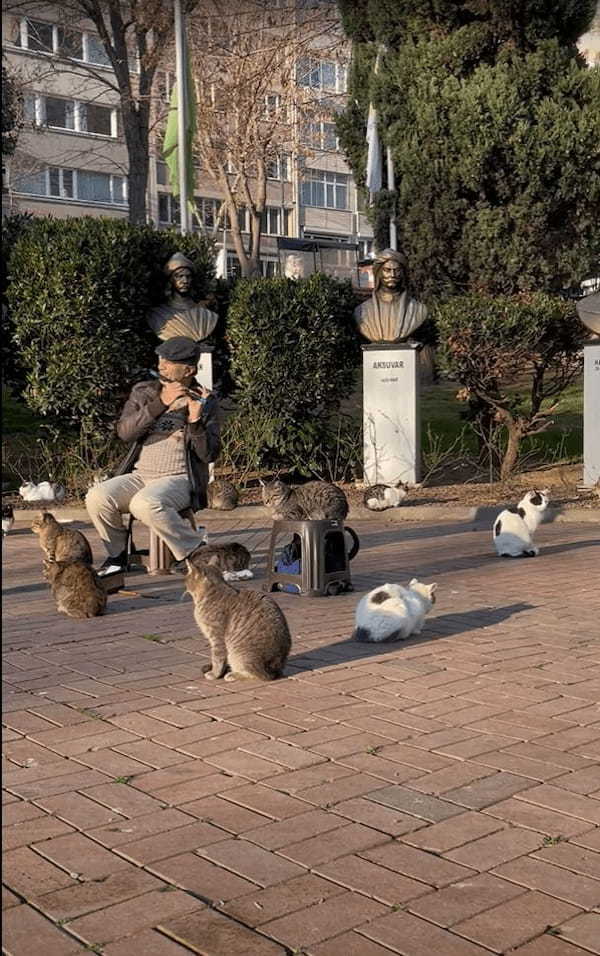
[97,551,128,577]
[172,540,207,574]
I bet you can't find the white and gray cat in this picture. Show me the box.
[493,489,550,558]
[207,479,239,511]
[352,578,438,642]
[363,480,421,511]
[185,561,291,681]
[189,541,254,581]
[262,479,348,521]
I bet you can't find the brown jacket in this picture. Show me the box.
[113,380,220,510]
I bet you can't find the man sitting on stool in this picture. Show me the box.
[87,336,219,576]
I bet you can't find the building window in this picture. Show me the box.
[261,258,280,278]
[13,17,133,70]
[265,93,281,118]
[22,18,54,53]
[195,196,222,230]
[301,120,339,151]
[156,160,168,186]
[296,56,347,93]
[82,103,113,136]
[25,93,118,138]
[48,166,74,198]
[16,164,126,205]
[227,253,242,279]
[301,169,348,209]
[158,193,180,224]
[57,27,83,60]
[85,33,111,67]
[261,206,291,236]
[45,97,75,130]
[358,238,374,259]
[267,154,290,181]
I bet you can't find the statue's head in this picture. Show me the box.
[164,252,194,296]
[373,249,408,294]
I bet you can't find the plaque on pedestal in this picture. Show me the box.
[583,344,600,486]
[363,344,420,486]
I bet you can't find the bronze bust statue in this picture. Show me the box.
[148,252,218,342]
[354,248,427,343]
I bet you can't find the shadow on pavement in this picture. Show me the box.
[287,602,536,671]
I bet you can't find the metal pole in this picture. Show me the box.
[174,0,189,235]
[387,145,397,250]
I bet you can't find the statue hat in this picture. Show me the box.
[164,252,194,276]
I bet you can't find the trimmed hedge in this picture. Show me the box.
[226,273,361,473]
[6,217,216,437]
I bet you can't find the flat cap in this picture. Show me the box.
[155,336,200,364]
[164,252,194,276]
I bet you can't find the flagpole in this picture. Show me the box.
[386,145,397,250]
[174,0,189,235]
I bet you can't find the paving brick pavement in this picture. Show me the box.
[2,511,599,955]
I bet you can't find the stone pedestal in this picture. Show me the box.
[583,344,600,486]
[362,344,420,486]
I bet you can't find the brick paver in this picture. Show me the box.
[2,512,599,954]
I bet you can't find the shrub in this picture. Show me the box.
[1,213,34,390]
[435,292,583,478]
[7,217,216,441]
[226,273,360,473]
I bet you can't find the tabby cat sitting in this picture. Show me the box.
[32,512,93,565]
[207,479,239,511]
[185,561,291,681]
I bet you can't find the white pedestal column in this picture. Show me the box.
[363,344,420,485]
[583,344,600,487]
[195,345,214,393]
[195,345,215,483]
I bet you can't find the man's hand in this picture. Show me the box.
[160,381,188,406]
[187,387,210,422]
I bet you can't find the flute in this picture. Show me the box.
[149,369,206,402]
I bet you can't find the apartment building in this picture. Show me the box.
[2,2,374,278]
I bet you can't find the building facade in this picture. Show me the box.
[2,2,374,277]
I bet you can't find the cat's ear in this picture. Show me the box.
[206,554,220,567]
[429,583,438,595]
[409,577,418,587]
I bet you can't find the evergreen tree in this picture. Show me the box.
[336,0,600,299]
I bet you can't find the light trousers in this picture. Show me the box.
[85,472,203,561]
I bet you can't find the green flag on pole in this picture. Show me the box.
[162,56,196,215]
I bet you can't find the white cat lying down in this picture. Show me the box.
[352,578,437,643]
[493,489,550,558]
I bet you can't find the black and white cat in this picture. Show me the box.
[493,489,550,558]
[2,504,14,536]
[352,578,437,642]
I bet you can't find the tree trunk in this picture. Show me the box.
[500,423,522,480]
[121,105,150,225]
[126,145,149,225]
